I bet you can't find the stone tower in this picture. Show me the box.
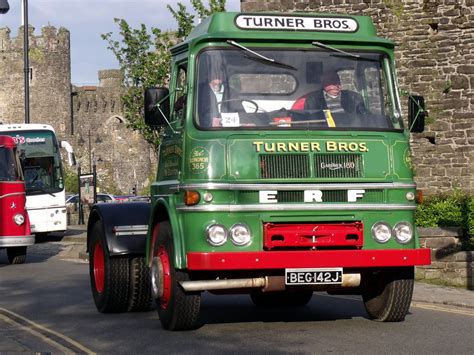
[0,25,71,136]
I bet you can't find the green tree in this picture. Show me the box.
[102,0,226,151]
[64,167,78,194]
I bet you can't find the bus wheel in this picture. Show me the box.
[362,267,414,322]
[151,221,201,330]
[7,246,27,264]
[250,290,313,307]
[89,221,129,313]
[128,257,153,312]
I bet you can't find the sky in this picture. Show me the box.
[0,0,241,85]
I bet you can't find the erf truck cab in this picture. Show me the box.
[87,12,430,330]
[0,135,33,264]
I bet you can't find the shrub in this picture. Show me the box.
[415,189,473,250]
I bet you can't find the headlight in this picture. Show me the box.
[206,224,227,246]
[13,214,25,226]
[229,223,251,246]
[393,222,413,244]
[371,222,392,243]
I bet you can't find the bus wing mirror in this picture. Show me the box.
[408,95,426,133]
[145,87,170,128]
[60,140,77,167]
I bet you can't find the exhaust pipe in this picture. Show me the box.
[179,273,361,292]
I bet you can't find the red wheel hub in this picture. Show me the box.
[157,246,171,309]
[93,242,105,293]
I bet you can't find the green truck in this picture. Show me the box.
[87,12,430,330]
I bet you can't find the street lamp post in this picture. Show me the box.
[0,1,30,124]
[22,0,30,124]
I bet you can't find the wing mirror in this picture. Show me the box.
[144,87,170,128]
[408,95,426,133]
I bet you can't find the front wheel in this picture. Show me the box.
[151,221,201,330]
[7,246,27,264]
[362,267,414,322]
[89,221,130,313]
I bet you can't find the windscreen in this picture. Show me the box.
[9,130,64,194]
[0,146,22,181]
[195,48,402,130]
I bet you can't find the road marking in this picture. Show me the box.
[0,307,95,354]
[411,302,474,317]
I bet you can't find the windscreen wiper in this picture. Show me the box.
[312,41,360,58]
[227,40,297,70]
[312,41,379,62]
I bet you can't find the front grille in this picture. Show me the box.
[260,154,310,179]
[314,154,364,178]
[237,189,383,203]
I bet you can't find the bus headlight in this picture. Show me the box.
[371,222,392,243]
[393,222,413,244]
[206,224,227,246]
[13,214,25,225]
[229,223,251,246]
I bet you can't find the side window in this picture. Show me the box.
[173,65,187,121]
[365,66,384,115]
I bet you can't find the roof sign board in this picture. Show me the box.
[235,15,358,33]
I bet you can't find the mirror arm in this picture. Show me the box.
[154,87,183,134]
[408,94,427,132]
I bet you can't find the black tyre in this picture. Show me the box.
[7,246,27,264]
[152,221,201,330]
[250,290,313,307]
[128,257,153,312]
[89,222,129,313]
[362,267,414,322]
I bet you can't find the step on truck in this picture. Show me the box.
[87,12,431,330]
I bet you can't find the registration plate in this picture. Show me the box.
[285,268,343,285]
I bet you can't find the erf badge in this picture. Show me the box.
[190,147,209,172]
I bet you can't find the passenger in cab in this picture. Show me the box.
[292,71,367,116]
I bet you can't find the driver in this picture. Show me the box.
[198,63,226,128]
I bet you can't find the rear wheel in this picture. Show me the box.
[89,222,129,313]
[362,267,414,322]
[7,247,27,264]
[250,290,313,307]
[128,257,153,312]
[151,221,201,330]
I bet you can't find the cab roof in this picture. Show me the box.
[172,12,394,54]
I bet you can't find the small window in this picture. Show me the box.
[229,73,297,95]
[173,66,187,121]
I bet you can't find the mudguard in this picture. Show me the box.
[87,202,151,257]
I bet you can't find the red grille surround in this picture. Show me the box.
[263,222,364,250]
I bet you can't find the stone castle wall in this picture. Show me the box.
[0,26,71,136]
[71,70,154,194]
[241,0,473,194]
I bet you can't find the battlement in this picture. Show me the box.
[99,69,124,88]
[0,25,70,51]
